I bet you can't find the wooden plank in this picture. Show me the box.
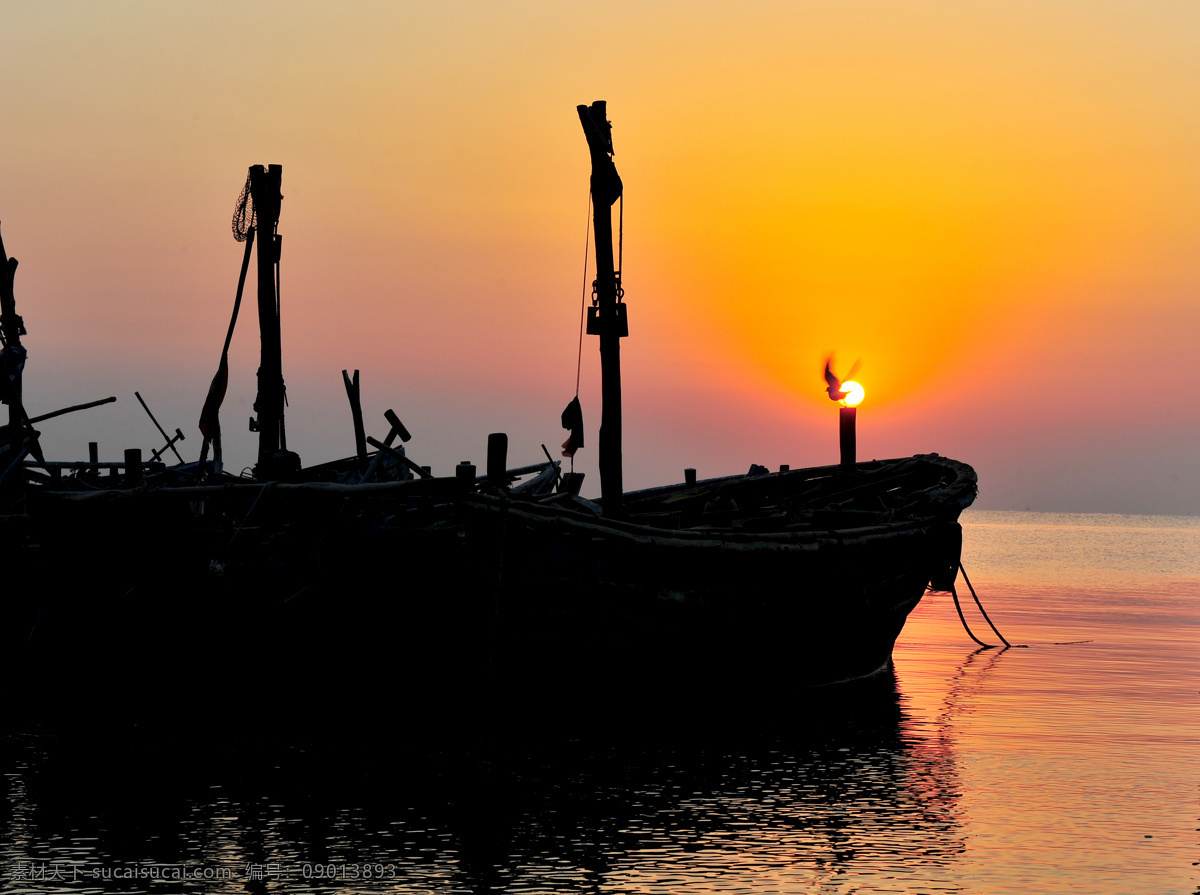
[361,409,409,482]
[474,461,555,481]
[135,391,185,465]
[42,475,460,501]
[23,396,116,426]
[383,408,411,443]
[365,435,432,478]
[23,461,146,469]
[512,463,559,495]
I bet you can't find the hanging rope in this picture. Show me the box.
[575,192,592,397]
[616,192,624,299]
[276,243,287,450]
[197,225,257,476]
[948,564,1023,649]
[960,563,1018,648]
[950,581,992,648]
[224,228,255,355]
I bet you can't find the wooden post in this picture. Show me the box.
[456,461,476,490]
[88,442,99,484]
[487,433,508,486]
[840,406,856,467]
[684,468,697,485]
[249,164,286,476]
[342,369,367,464]
[125,448,143,486]
[578,101,626,518]
[779,464,790,473]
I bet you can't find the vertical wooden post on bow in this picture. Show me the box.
[577,101,627,518]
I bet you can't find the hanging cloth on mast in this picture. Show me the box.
[560,396,584,458]
[560,188,595,463]
[197,359,227,442]
[199,224,255,444]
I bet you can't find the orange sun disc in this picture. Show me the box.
[840,381,865,406]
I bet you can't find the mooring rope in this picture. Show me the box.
[948,563,1024,649]
[949,580,991,648]
[960,563,1017,648]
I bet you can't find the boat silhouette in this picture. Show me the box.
[0,101,975,696]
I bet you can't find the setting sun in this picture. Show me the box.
[840,380,865,407]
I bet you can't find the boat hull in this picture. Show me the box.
[4,456,974,701]
[461,499,963,688]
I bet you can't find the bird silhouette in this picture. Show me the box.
[823,356,861,401]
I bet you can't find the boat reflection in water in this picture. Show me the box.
[0,664,975,895]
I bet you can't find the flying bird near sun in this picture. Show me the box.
[823,356,862,404]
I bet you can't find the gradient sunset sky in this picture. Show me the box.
[2,2,1197,513]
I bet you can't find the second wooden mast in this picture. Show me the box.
[248,164,295,479]
[578,101,627,518]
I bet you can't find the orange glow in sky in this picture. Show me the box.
[1,2,1197,512]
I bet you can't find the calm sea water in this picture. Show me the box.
[2,510,1197,894]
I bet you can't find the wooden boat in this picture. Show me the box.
[7,455,973,695]
[0,102,976,696]
[456,455,974,688]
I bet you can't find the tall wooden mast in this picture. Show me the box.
[578,101,627,517]
[248,164,288,477]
